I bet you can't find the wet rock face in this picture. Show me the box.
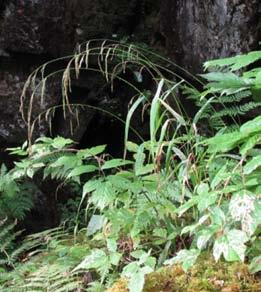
[0,0,260,147]
[0,0,142,146]
[0,0,65,56]
[0,0,139,57]
[160,0,260,73]
[0,56,60,145]
[0,70,27,144]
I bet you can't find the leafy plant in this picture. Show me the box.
[1,45,260,291]
[185,51,261,131]
[0,163,34,221]
[165,115,261,271]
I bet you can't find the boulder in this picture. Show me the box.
[160,0,260,73]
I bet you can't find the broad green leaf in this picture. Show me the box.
[78,145,106,159]
[177,197,199,216]
[126,141,139,153]
[128,272,145,292]
[164,249,200,272]
[201,72,250,95]
[83,179,100,196]
[240,116,261,135]
[249,256,261,274]
[49,156,78,169]
[72,249,107,271]
[198,192,218,213]
[211,164,227,189]
[101,159,133,170]
[107,174,130,190]
[226,229,248,262]
[136,164,154,176]
[196,229,214,250]
[122,262,139,276]
[87,215,105,236]
[153,228,167,239]
[67,165,98,178]
[240,135,261,156]
[107,237,117,253]
[214,230,248,262]
[196,183,218,212]
[134,144,145,175]
[210,207,226,227]
[205,131,244,153]
[109,252,122,266]
[229,192,256,236]
[52,137,74,149]
[213,236,228,261]
[90,181,116,210]
[243,155,261,175]
[197,183,209,196]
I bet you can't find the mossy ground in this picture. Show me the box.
[107,254,261,292]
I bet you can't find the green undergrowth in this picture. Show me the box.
[108,253,260,292]
[0,43,260,291]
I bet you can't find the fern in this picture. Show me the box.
[214,90,252,103]
[211,102,261,120]
[203,51,261,72]
[185,51,261,131]
[0,165,34,220]
[1,228,89,291]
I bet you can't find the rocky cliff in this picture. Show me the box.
[0,0,260,146]
[0,0,259,231]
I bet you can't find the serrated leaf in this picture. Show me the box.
[101,159,133,170]
[49,156,78,169]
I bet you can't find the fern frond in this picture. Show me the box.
[204,51,261,72]
[211,102,261,120]
[215,90,251,104]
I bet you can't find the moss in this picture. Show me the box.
[107,254,261,292]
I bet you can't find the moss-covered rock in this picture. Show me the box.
[108,254,260,291]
